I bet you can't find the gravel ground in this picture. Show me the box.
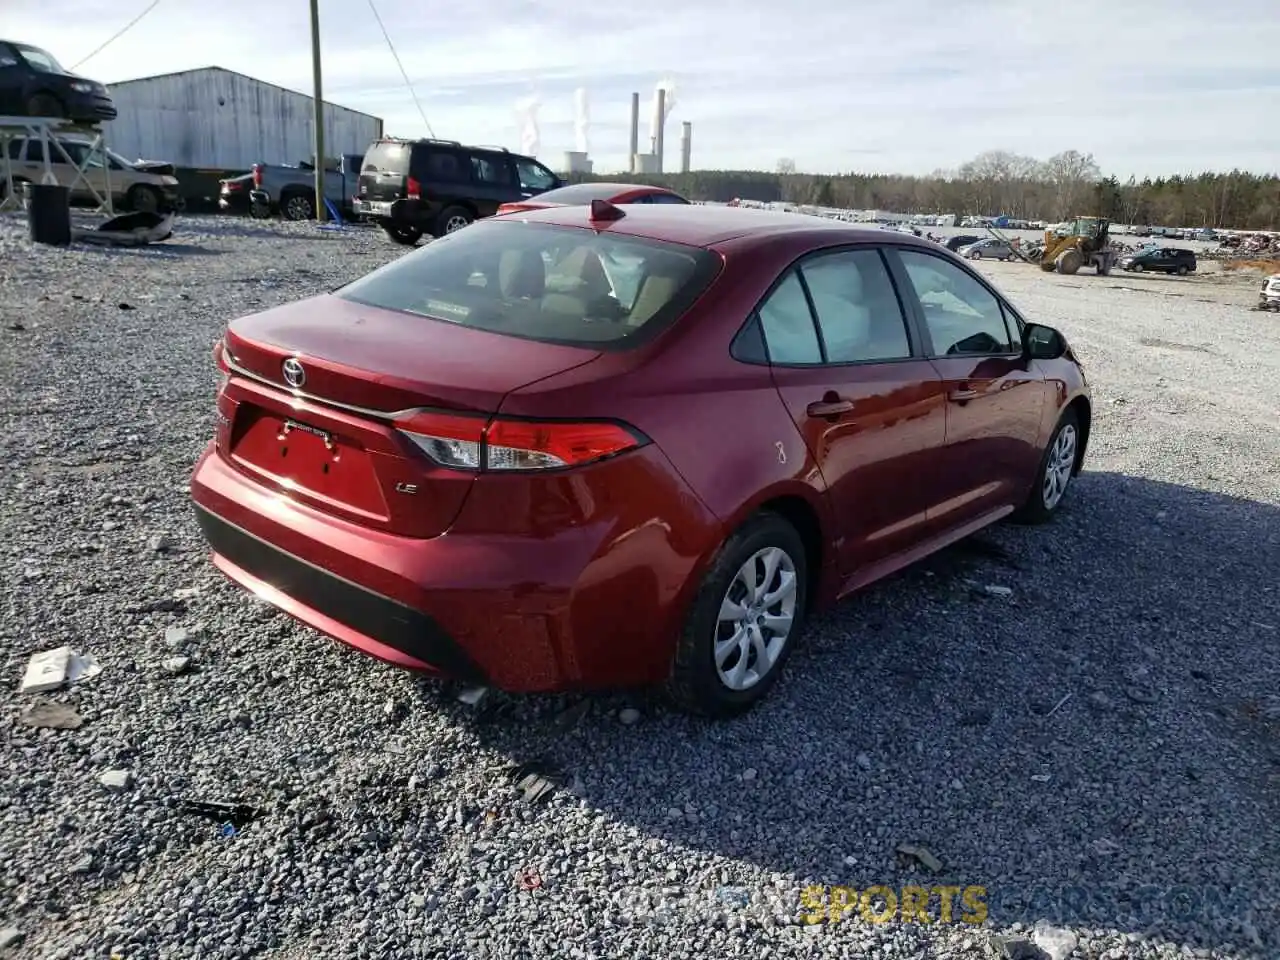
[1,213,1277,960]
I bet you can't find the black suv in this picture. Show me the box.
[0,40,117,123]
[353,138,563,245]
[1118,246,1198,276]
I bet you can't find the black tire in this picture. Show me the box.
[381,222,424,246]
[1132,263,1144,273]
[26,93,64,118]
[248,198,273,219]
[280,191,315,221]
[667,512,809,718]
[970,250,982,259]
[435,205,473,236]
[1011,408,1081,525]
[1176,265,1189,276]
[126,184,161,213]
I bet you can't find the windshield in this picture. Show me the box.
[16,44,65,74]
[337,221,720,348]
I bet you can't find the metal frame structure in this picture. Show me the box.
[0,116,115,215]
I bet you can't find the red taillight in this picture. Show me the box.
[213,339,230,395]
[251,164,262,189]
[393,410,645,472]
[406,176,421,200]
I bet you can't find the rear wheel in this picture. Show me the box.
[381,222,424,246]
[281,191,315,221]
[1132,263,1144,273]
[1177,265,1189,276]
[436,206,473,236]
[1012,409,1080,525]
[667,512,808,718]
[970,250,983,259]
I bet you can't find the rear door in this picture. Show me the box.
[888,246,1047,528]
[753,247,949,574]
[466,150,520,215]
[357,140,411,202]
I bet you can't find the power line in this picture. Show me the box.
[365,0,435,138]
[71,0,164,71]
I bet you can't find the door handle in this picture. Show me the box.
[948,389,979,403]
[807,399,854,417]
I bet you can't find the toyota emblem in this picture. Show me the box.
[282,357,306,388]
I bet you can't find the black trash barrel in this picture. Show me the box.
[23,182,73,246]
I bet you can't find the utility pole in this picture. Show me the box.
[309,0,326,222]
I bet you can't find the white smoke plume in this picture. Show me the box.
[648,79,678,147]
[573,87,590,155]
[514,95,541,157]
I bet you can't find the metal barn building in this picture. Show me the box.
[104,66,383,170]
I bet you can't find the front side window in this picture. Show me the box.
[897,250,1017,356]
[756,271,822,365]
[515,159,558,191]
[16,44,64,73]
[336,220,719,349]
[799,249,912,363]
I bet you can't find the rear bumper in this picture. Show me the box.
[189,440,722,692]
[353,197,435,224]
[194,503,485,680]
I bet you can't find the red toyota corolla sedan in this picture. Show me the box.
[191,202,1090,717]
[495,182,690,217]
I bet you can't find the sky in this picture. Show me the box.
[7,0,1280,177]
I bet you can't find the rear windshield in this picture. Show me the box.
[361,141,410,174]
[537,183,632,204]
[336,221,720,348]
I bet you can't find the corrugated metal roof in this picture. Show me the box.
[109,66,381,123]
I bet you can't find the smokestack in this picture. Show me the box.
[679,121,691,174]
[628,92,639,174]
[573,87,590,155]
[655,87,666,174]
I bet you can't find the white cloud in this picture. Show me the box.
[7,0,1278,176]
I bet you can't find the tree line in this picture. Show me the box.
[567,149,1280,230]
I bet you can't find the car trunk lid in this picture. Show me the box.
[219,295,601,537]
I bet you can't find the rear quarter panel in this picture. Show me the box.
[499,232,850,592]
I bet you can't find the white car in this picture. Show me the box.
[1261,274,1280,311]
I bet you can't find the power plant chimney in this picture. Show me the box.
[628,92,639,174]
[679,121,691,174]
[655,87,666,174]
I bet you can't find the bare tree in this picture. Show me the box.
[775,158,797,176]
[1042,150,1102,219]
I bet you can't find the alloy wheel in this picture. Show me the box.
[1042,423,1077,510]
[444,215,470,233]
[713,546,798,691]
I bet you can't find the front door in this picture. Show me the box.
[757,248,949,575]
[890,247,1048,527]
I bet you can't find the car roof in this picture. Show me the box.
[508,203,918,249]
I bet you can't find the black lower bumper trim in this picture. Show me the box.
[193,504,485,682]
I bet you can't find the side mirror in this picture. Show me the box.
[1023,323,1066,360]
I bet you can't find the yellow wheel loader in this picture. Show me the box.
[1037,217,1118,276]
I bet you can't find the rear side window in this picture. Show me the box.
[647,193,690,204]
[336,221,721,349]
[756,272,822,364]
[361,141,410,174]
[471,154,513,186]
[6,139,24,161]
[419,148,466,182]
[798,250,912,362]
